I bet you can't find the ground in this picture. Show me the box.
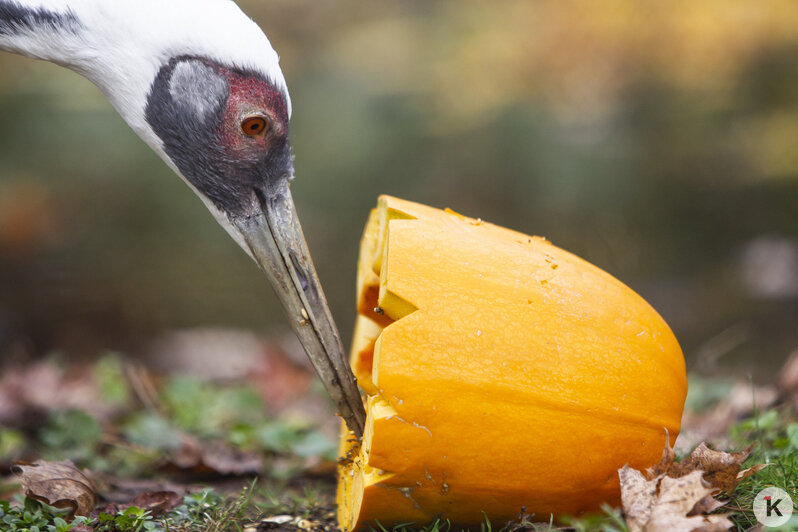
[0,347,796,532]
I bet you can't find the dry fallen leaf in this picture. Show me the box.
[619,465,657,531]
[736,462,770,484]
[94,490,181,518]
[161,435,263,476]
[649,471,731,532]
[620,466,733,532]
[687,493,726,516]
[644,437,677,479]
[678,443,753,493]
[101,477,188,504]
[620,437,769,532]
[11,459,98,518]
[252,514,325,531]
[0,361,123,427]
[645,438,768,493]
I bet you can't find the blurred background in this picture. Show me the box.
[1,0,797,381]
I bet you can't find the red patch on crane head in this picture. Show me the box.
[218,68,290,164]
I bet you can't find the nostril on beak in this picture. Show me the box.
[291,252,310,293]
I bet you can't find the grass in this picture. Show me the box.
[727,407,798,531]
[360,505,631,532]
[0,480,338,531]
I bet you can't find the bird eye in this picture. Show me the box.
[241,115,269,137]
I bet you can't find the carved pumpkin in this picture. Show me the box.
[338,196,687,530]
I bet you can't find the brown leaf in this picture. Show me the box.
[646,471,729,531]
[619,437,769,532]
[619,465,656,532]
[737,462,770,482]
[129,490,181,516]
[644,433,676,480]
[162,435,263,477]
[101,477,188,504]
[645,438,761,493]
[0,361,122,427]
[200,444,263,476]
[679,443,753,493]
[621,438,769,531]
[94,491,181,518]
[620,467,733,532]
[688,494,726,516]
[689,522,736,532]
[11,460,98,518]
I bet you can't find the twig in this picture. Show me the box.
[124,363,164,415]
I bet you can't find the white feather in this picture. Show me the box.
[0,0,290,162]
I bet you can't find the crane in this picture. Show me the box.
[0,0,366,437]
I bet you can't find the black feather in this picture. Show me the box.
[0,1,80,36]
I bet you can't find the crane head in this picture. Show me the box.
[144,55,365,436]
[0,0,365,435]
[146,56,293,220]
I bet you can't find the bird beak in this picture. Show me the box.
[232,178,365,437]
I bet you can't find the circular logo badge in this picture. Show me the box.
[753,487,793,528]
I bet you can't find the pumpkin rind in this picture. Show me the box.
[338,196,687,530]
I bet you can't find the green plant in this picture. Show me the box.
[95,506,158,532]
[92,353,132,407]
[161,377,263,439]
[0,497,88,532]
[0,428,26,462]
[164,488,224,528]
[39,410,102,465]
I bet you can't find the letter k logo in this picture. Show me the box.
[764,495,783,517]
[754,488,792,526]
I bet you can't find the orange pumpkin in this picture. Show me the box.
[338,196,687,530]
